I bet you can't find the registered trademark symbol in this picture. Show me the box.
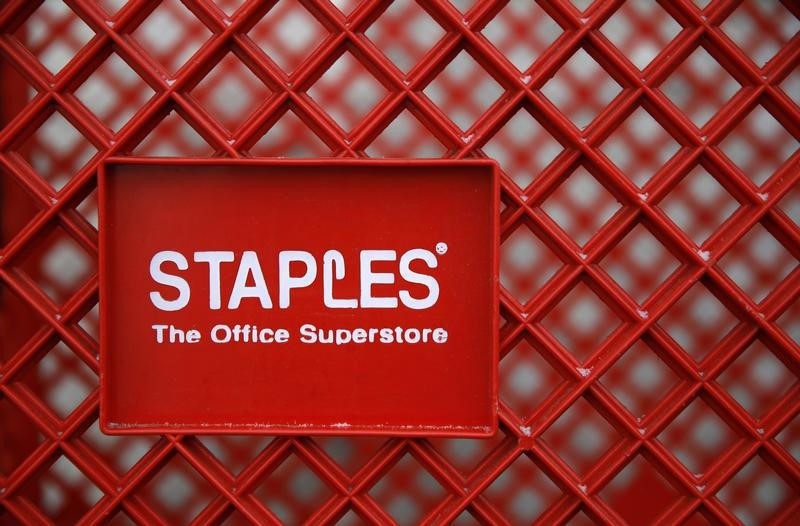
[435,242,448,255]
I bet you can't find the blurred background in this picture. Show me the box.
[1,0,799,524]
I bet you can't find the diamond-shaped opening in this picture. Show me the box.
[248,0,328,75]
[600,340,681,420]
[253,453,334,524]
[18,454,103,523]
[307,52,389,132]
[131,0,211,74]
[366,110,447,158]
[80,420,157,476]
[75,53,155,132]
[335,508,370,525]
[658,398,739,477]
[330,0,363,15]
[106,510,138,526]
[0,395,45,475]
[77,303,99,342]
[541,282,622,363]
[0,167,42,247]
[248,109,332,157]
[658,166,740,246]
[133,110,215,156]
[449,0,479,14]
[366,0,445,73]
[15,0,95,75]
[718,223,798,304]
[499,305,514,334]
[213,0,246,17]
[716,340,797,419]
[368,453,448,526]
[777,298,800,347]
[451,509,481,525]
[721,1,799,67]
[693,0,711,8]
[482,109,563,190]
[423,50,505,131]
[14,341,97,419]
[660,46,740,128]
[190,53,272,133]
[76,189,98,231]
[314,436,386,475]
[570,0,594,12]
[782,67,800,106]
[566,510,598,525]
[716,455,797,525]
[776,415,799,463]
[541,48,622,129]
[600,224,680,305]
[97,0,127,17]
[482,0,562,72]
[599,455,681,525]
[427,431,508,476]
[542,398,622,476]
[481,454,561,523]
[779,182,800,227]
[136,454,217,524]
[0,283,48,365]
[541,166,621,247]
[500,224,563,305]
[15,225,95,307]
[657,282,739,362]
[719,105,798,187]
[17,110,98,191]
[599,107,680,187]
[197,435,273,476]
[600,0,681,70]
[500,338,565,418]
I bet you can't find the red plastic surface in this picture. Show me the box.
[1,0,799,524]
[99,159,498,435]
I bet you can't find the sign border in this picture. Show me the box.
[98,158,500,436]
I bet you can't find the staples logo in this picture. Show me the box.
[149,246,443,312]
[99,159,497,435]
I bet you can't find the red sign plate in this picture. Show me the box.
[99,159,498,435]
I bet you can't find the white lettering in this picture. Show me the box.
[323,250,357,308]
[228,251,272,309]
[360,250,397,308]
[399,248,439,309]
[149,251,190,311]
[148,247,443,311]
[279,251,317,308]
[193,251,235,309]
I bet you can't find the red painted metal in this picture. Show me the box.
[0,0,798,524]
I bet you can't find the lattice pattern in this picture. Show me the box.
[1,0,799,524]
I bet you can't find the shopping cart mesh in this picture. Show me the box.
[0,0,798,524]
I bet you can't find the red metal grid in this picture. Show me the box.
[0,0,798,524]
